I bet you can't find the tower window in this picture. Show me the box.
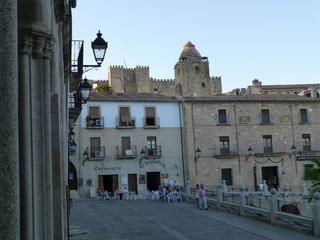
[195,67,199,73]
[201,82,205,87]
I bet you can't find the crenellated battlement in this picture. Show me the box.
[151,78,175,82]
[109,65,149,71]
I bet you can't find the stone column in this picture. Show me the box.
[18,35,34,240]
[43,38,54,240]
[0,1,19,240]
[269,188,278,225]
[312,192,320,237]
[239,186,247,216]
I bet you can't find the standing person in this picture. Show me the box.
[198,184,208,210]
[194,184,200,209]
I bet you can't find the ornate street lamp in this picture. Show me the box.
[139,149,146,164]
[91,31,108,65]
[195,148,201,162]
[80,77,92,103]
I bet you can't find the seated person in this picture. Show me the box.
[122,187,129,200]
[115,188,122,200]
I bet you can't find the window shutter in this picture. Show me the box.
[120,107,130,122]
[146,107,155,118]
[89,107,100,119]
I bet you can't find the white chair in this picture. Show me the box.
[166,193,177,203]
[122,191,129,200]
[175,192,182,202]
[129,191,137,200]
[153,191,160,200]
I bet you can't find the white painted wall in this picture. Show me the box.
[81,101,182,128]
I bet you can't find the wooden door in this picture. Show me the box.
[128,174,137,194]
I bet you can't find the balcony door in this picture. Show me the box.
[120,107,130,123]
[122,137,131,156]
[90,137,101,157]
[145,107,156,126]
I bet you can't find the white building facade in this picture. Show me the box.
[70,92,185,198]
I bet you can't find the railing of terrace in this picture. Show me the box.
[182,181,320,237]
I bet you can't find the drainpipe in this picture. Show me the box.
[234,102,241,173]
[289,104,298,173]
[178,101,186,187]
[191,101,198,184]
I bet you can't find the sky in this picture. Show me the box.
[72,0,320,93]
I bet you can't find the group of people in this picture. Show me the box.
[194,183,208,210]
[97,187,110,200]
[157,185,180,195]
[115,187,130,200]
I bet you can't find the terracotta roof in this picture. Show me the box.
[88,92,179,102]
[182,94,319,103]
[88,92,319,103]
[257,84,320,90]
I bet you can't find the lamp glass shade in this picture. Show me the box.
[140,149,146,158]
[91,31,108,65]
[291,145,297,154]
[69,140,77,152]
[80,78,92,102]
[247,146,253,155]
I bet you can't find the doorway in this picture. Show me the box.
[68,162,77,190]
[98,174,118,195]
[146,172,160,191]
[128,174,138,194]
[261,166,279,190]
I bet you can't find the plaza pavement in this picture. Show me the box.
[69,198,318,240]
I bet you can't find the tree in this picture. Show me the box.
[304,158,320,202]
[94,84,113,92]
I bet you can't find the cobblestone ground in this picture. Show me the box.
[69,199,318,240]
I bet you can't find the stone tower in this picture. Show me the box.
[174,41,221,97]
[108,66,150,93]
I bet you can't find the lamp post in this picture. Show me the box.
[194,148,201,175]
[290,145,298,173]
[139,149,146,164]
[72,30,108,73]
[247,146,258,191]
[80,77,92,103]
[91,31,108,65]
[82,149,89,166]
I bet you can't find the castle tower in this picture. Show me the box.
[108,66,150,93]
[174,42,221,97]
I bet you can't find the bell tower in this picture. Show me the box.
[174,42,221,97]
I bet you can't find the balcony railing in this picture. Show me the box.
[87,146,105,159]
[86,116,104,128]
[141,145,162,158]
[143,117,160,129]
[116,117,136,129]
[116,145,137,159]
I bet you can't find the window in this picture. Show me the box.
[121,137,131,156]
[147,136,157,155]
[90,137,101,157]
[195,67,199,73]
[261,109,270,124]
[120,107,130,122]
[219,136,230,155]
[89,106,100,119]
[221,168,233,185]
[87,106,103,127]
[218,109,227,124]
[302,134,311,151]
[263,135,273,153]
[145,107,156,126]
[300,109,308,123]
